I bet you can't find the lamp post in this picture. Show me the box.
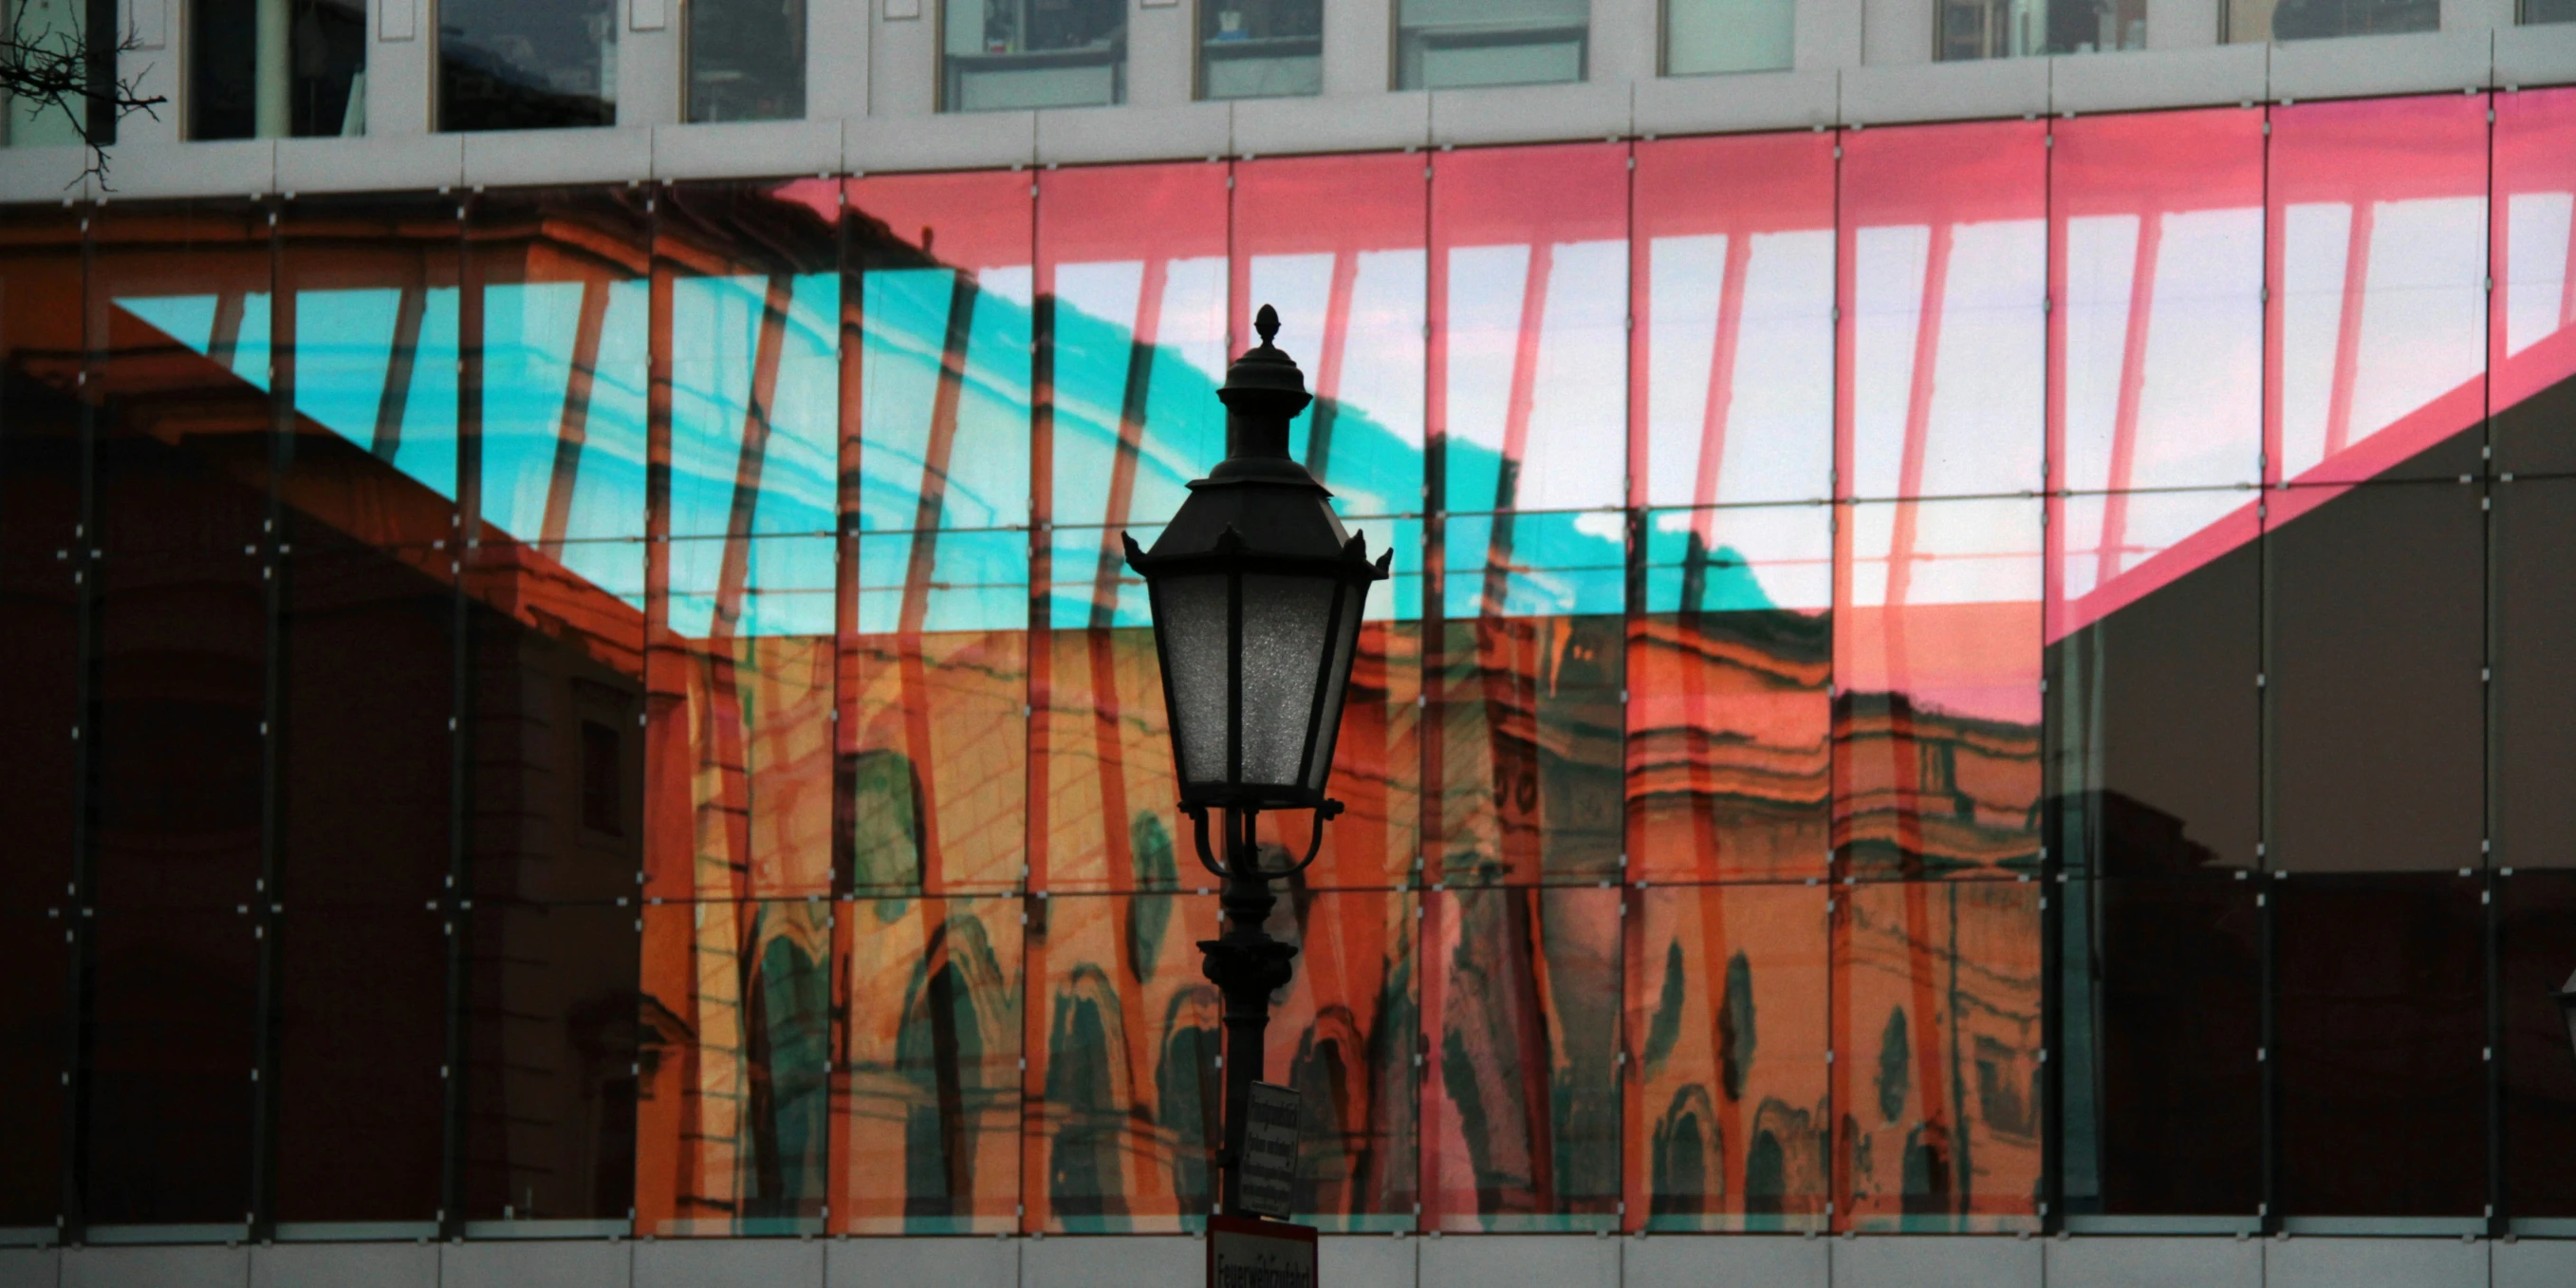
[1122,304,1389,1219]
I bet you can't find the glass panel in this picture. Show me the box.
[2275,873,2484,1217]
[1631,505,1831,885]
[2052,109,2264,494]
[1421,884,1621,1230]
[2056,878,2261,1217]
[84,909,259,1225]
[2,0,86,146]
[2268,480,2482,873]
[637,898,832,1234]
[1434,142,1628,518]
[835,894,1026,1233]
[2269,96,2490,486]
[2497,477,2576,871]
[1626,884,1827,1230]
[2500,872,2576,1218]
[1665,0,1793,73]
[1433,600,1623,887]
[439,0,619,132]
[192,0,367,139]
[2050,490,2259,879]
[463,900,640,1223]
[1025,891,1224,1231]
[1035,621,1179,893]
[271,905,447,1223]
[2493,85,2576,476]
[1232,153,1428,520]
[1833,879,2042,1231]
[1266,619,1421,889]
[851,170,1035,536]
[1840,121,2046,502]
[1937,0,2143,57]
[647,535,835,902]
[1262,887,1418,1225]
[941,0,1125,111]
[89,201,274,912]
[2228,0,2435,40]
[1199,0,1322,100]
[1635,133,1835,510]
[279,194,465,548]
[687,0,805,121]
[1836,497,2043,880]
[0,209,83,914]
[0,914,66,1225]
[1396,0,1588,90]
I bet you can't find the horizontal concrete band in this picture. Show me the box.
[9,26,2576,204]
[4,1233,2576,1288]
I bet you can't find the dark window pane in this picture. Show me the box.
[465,566,644,903]
[2497,477,2576,870]
[0,211,84,914]
[191,0,367,139]
[2270,481,2483,872]
[2232,0,2437,40]
[2052,498,2259,879]
[2502,872,2576,1217]
[2058,878,2261,1216]
[687,0,805,121]
[84,910,259,1227]
[271,905,447,1224]
[464,901,639,1223]
[439,0,617,132]
[939,0,1125,111]
[0,915,67,1225]
[2276,873,2485,1217]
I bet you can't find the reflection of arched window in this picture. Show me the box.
[747,930,828,1215]
[896,914,1008,1222]
[1156,984,1221,1214]
[845,748,927,889]
[1650,1084,1720,1216]
[1046,964,1129,1222]
[1287,1005,1368,1216]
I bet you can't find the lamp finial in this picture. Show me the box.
[1254,304,1280,348]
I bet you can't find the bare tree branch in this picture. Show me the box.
[0,4,168,191]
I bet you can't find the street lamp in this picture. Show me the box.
[1121,304,1389,1219]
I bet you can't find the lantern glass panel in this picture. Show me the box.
[1159,573,1234,786]
[1307,579,1368,793]
[1239,571,1342,788]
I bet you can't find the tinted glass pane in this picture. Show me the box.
[1937,0,2144,57]
[1278,619,1421,889]
[191,0,366,139]
[90,202,274,912]
[2275,873,2484,1217]
[440,0,618,131]
[2493,86,2576,476]
[1627,884,1826,1229]
[2052,109,2264,494]
[2269,97,2489,486]
[2229,0,2434,41]
[2500,872,2576,1218]
[2497,477,2576,870]
[1834,879,2041,1230]
[271,905,446,1224]
[1630,505,1830,884]
[2269,480,2481,873]
[1433,609,1622,886]
[1034,624,1177,893]
[1026,891,1222,1230]
[835,894,1025,1233]
[84,909,258,1226]
[2051,491,2258,879]
[1200,0,1321,99]
[1837,497,2042,879]
[2057,878,2260,1217]
[0,210,83,914]
[940,0,1125,110]
[1635,133,1834,510]
[1665,0,1793,73]
[1840,122,2045,501]
[637,899,832,1234]
[464,901,639,1223]
[1422,885,1621,1229]
[1396,0,1587,89]
[688,0,805,121]
[1233,153,1428,520]
[1434,143,1627,517]
[0,915,66,1225]
[278,195,465,548]
[1263,887,1417,1223]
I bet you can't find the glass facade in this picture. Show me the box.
[5,87,2576,1241]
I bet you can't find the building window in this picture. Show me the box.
[1200,0,1321,101]
[2224,0,2435,40]
[1,0,87,145]
[2531,0,2576,22]
[440,0,618,131]
[1664,0,1793,74]
[190,0,368,139]
[941,0,1125,113]
[1396,0,1588,91]
[689,0,806,121]
[1937,0,2144,56]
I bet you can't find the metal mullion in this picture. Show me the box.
[61,199,100,1245]
[441,195,483,1241]
[248,199,288,1241]
[2482,92,2508,1241]
[2255,102,2283,1239]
